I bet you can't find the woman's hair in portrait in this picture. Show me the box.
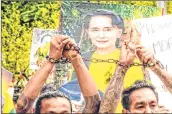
[79,9,124,52]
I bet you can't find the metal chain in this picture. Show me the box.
[59,46,164,68]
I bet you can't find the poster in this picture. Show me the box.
[29,28,72,86]
[30,28,58,70]
[59,1,162,113]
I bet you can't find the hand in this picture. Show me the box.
[63,38,79,61]
[49,35,70,60]
[120,26,141,65]
[136,45,154,64]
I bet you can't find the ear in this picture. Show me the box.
[85,29,90,38]
[116,29,122,38]
[122,108,130,114]
[117,29,122,38]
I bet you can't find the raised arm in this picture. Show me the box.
[150,61,172,93]
[63,40,100,113]
[137,45,172,94]
[99,26,140,113]
[99,66,128,113]
[15,35,70,113]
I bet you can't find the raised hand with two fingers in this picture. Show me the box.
[120,26,141,66]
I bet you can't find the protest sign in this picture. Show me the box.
[133,15,172,111]
[30,28,58,69]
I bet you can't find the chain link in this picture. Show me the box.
[57,46,164,69]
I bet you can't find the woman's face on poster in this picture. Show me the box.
[87,15,121,50]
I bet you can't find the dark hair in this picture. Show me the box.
[121,80,158,111]
[83,9,124,30]
[35,91,72,114]
[40,83,57,94]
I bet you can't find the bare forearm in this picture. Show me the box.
[23,61,54,97]
[99,66,128,113]
[16,61,54,113]
[83,94,101,113]
[71,55,100,113]
[71,55,99,96]
[150,61,172,94]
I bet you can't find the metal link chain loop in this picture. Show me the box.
[56,46,164,69]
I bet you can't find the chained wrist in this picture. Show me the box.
[118,63,131,69]
[71,55,84,67]
[147,59,164,69]
[116,65,129,75]
[71,55,82,63]
[118,60,133,69]
[46,55,59,64]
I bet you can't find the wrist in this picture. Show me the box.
[148,59,164,69]
[116,65,129,75]
[118,60,132,69]
[45,59,56,65]
[40,60,55,72]
[46,55,60,64]
[66,52,80,62]
[71,55,83,67]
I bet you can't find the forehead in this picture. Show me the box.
[130,88,157,104]
[40,97,71,113]
[88,15,113,28]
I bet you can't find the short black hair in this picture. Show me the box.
[121,80,158,111]
[40,83,57,94]
[83,9,124,30]
[35,91,72,114]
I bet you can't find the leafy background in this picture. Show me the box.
[1,0,172,89]
[2,1,61,88]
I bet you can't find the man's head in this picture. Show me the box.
[122,80,159,113]
[84,9,124,50]
[40,83,57,94]
[35,91,72,114]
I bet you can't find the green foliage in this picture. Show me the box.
[90,1,156,6]
[167,1,172,14]
[2,1,61,82]
[89,1,171,15]
[36,42,50,61]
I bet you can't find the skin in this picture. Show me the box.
[87,15,122,55]
[99,26,140,113]
[150,64,172,94]
[15,21,172,113]
[40,97,71,113]
[121,38,171,113]
[16,34,100,113]
[99,66,128,113]
[15,35,71,113]
[99,26,171,113]
[122,87,170,113]
[128,88,159,113]
[137,46,172,94]
[63,38,101,113]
